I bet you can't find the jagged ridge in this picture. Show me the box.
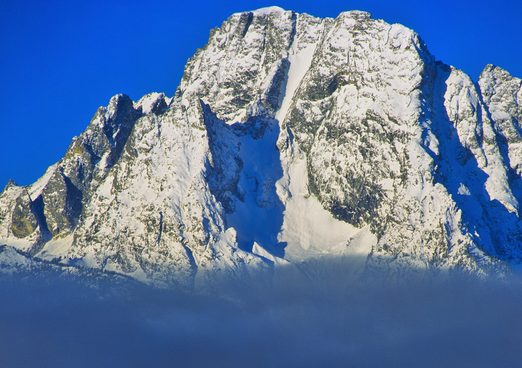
[1,8,521,287]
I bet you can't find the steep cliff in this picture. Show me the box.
[2,7,521,287]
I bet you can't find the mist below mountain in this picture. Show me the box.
[1,262,521,368]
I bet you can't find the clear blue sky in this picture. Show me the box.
[1,0,521,187]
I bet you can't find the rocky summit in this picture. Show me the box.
[1,7,522,288]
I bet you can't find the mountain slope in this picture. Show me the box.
[1,7,521,287]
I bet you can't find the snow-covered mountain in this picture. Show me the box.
[1,7,521,288]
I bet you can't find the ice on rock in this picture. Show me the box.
[1,8,521,286]
[251,6,287,15]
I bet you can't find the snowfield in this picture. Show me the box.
[0,8,521,287]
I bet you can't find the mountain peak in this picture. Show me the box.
[1,9,521,287]
[251,6,287,15]
[339,10,372,20]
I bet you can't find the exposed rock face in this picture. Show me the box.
[1,7,521,287]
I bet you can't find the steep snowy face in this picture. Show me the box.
[479,65,522,176]
[178,9,298,122]
[0,94,141,255]
[283,11,429,228]
[1,8,521,286]
[178,9,518,273]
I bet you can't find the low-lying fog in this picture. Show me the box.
[1,261,521,367]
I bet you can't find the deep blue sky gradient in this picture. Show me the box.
[1,0,521,187]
